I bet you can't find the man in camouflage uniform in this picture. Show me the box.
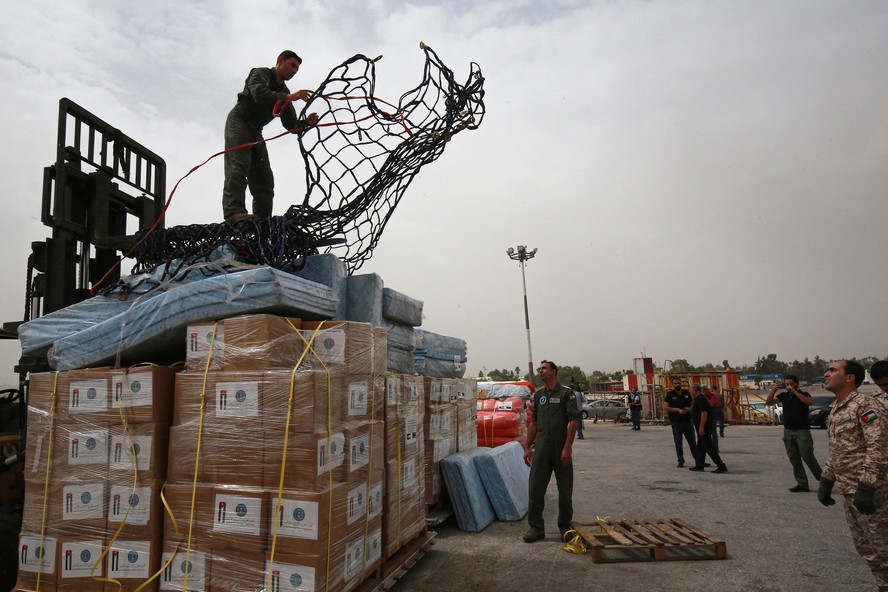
[871,360,888,400]
[523,360,579,542]
[818,359,888,591]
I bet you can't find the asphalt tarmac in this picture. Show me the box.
[394,422,876,591]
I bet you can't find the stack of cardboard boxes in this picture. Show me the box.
[164,315,387,592]
[18,366,174,591]
[16,313,449,591]
[421,378,478,510]
[382,373,425,558]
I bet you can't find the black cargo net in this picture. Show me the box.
[123,43,485,292]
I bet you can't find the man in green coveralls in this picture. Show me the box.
[222,50,319,222]
[523,360,579,542]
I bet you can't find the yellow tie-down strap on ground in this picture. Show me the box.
[561,528,588,554]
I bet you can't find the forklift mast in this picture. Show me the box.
[2,97,167,374]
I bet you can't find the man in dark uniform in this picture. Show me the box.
[222,50,319,222]
[689,384,728,473]
[629,387,643,430]
[766,374,822,492]
[663,377,699,468]
[523,360,579,542]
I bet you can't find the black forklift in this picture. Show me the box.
[0,98,166,591]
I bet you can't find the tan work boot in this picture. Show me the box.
[523,528,545,543]
[225,212,257,223]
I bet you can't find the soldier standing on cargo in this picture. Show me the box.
[766,374,822,492]
[663,377,699,468]
[523,360,579,542]
[222,50,319,222]
[818,359,888,591]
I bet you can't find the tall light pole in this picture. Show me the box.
[507,245,537,384]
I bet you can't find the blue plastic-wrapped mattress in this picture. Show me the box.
[473,441,529,521]
[440,447,496,532]
[40,267,338,370]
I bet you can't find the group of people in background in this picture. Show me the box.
[663,377,728,473]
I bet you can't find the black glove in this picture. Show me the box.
[817,478,836,507]
[853,482,877,514]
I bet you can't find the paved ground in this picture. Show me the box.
[394,422,877,591]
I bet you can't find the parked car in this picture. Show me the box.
[808,394,837,429]
[582,399,628,421]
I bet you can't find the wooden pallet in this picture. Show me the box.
[358,530,437,591]
[571,518,727,563]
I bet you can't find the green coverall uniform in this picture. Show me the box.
[222,66,300,219]
[527,383,579,535]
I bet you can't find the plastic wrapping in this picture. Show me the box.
[17,316,397,592]
[381,288,423,327]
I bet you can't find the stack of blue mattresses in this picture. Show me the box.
[473,441,529,521]
[345,274,423,374]
[440,447,496,532]
[414,329,467,378]
[18,266,338,370]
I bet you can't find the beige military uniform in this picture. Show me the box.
[821,390,888,591]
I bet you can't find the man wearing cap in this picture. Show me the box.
[523,360,579,543]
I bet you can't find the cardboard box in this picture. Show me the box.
[109,422,169,479]
[185,322,225,372]
[345,421,384,484]
[301,321,387,376]
[263,429,345,491]
[166,423,264,487]
[106,537,161,591]
[22,478,107,538]
[161,483,214,550]
[209,549,265,592]
[263,545,347,592]
[109,366,175,424]
[221,315,305,371]
[60,368,115,421]
[16,532,58,589]
[174,370,341,433]
[107,478,164,539]
[264,485,347,556]
[54,423,110,481]
[210,486,268,555]
[58,537,106,592]
[160,543,210,592]
[384,411,421,463]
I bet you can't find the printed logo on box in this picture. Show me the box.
[63,483,105,520]
[349,433,370,472]
[216,382,259,418]
[67,429,109,466]
[386,378,399,406]
[368,482,383,520]
[61,539,103,578]
[402,459,416,489]
[19,535,58,574]
[109,485,151,525]
[405,415,418,446]
[111,371,155,408]
[272,499,319,540]
[366,529,382,565]
[316,432,344,475]
[69,379,109,414]
[266,561,315,592]
[110,434,152,471]
[347,484,367,525]
[307,329,345,363]
[108,541,151,579]
[344,537,365,582]
[160,550,206,591]
[213,494,262,535]
[347,381,369,416]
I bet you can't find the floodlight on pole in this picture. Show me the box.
[506,245,537,383]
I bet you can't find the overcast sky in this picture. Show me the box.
[1,0,886,387]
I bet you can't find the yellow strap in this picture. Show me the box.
[35,371,59,590]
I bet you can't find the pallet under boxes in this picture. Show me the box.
[571,518,727,563]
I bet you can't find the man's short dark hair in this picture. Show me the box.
[278,50,303,64]
[870,360,888,381]
[785,374,799,383]
[540,360,557,374]
[842,360,866,388]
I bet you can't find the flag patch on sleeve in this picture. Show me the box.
[860,410,879,424]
